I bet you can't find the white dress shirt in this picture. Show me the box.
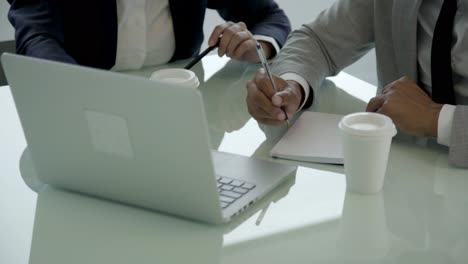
[417,0,467,146]
[112,0,175,71]
[286,0,468,146]
[111,0,280,71]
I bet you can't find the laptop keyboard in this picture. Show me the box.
[216,176,256,209]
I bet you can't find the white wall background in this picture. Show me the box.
[0,1,13,42]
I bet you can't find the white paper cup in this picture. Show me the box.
[150,68,200,88]
[339,112,397,194]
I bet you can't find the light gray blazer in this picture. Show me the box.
[272,0,468,167]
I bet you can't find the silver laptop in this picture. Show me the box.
[2,53,296,224]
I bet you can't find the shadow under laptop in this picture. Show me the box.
[28,180,296,264]
[20,146,224,263]
[29,186,224,264]
[21,147,297,264]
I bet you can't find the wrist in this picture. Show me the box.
[258,41,274,60]
[286,80,304,111]
[427,103,443,137]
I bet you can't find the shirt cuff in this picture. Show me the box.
[437,104,456,146]
[254,35,280,58]
[280,72,311,111]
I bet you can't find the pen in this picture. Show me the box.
[184,42,219,70]
[255,202,271,226]
[255,42,290,128]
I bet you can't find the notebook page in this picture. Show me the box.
[270,112,344,164]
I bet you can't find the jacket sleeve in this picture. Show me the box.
[208,0,291,48]
[449,105,468,167]
[7,0,76,64]
[271,0,375,108]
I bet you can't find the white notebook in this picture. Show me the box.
[270,112,344,164]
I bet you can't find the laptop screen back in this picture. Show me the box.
[2,53,223,223]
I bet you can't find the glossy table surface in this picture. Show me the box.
[1,55,467,264]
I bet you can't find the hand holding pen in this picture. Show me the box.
[246,70,304,126]
[252,42,293,128]
[186,20,269,69]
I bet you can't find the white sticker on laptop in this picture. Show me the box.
[85,110,134,158]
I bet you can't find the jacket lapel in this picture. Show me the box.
[61,0,118,69]
[168,0,207,61]
[392,0,423,81]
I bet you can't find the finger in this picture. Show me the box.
[233,39,256,61]
[226,31,252,58]
[366,96,385,112]
[247,82,280,118]
[218,23,246,57]
[403,78,431,97]
[272,87,298,106]
[254,69,276,98]
[376,107,386,116]
[250,102,282,121]
[398,76,414,84]
[382,81,396,94]
[246,80,284,120]
[272,88,299,118]
[251,69,292,119]
[376,107,393,120]
[248,105,284,125]
[247,98,286,125]
[385,77,428,98]
[208,22,233,47]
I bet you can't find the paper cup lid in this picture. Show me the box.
[339,112,397,137]
[150,69,200,88]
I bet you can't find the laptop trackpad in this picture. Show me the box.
[211,151,233,166]
[211,151,277,182]
[211,151,249,180]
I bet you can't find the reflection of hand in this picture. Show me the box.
[366,77,443,137]
[208,21,273,63]
[198,60,254,148]
[246,69,302,125]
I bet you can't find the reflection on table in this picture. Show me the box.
[26,165,296,264]
[30,186,224,264]
[1,54,467,264]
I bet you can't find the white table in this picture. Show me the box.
[1,55,467,264]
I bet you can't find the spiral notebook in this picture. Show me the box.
[270,112,344,164]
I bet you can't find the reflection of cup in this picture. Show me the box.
[150,68,200,88]
[339,112,397,194]
[337,192,389,261]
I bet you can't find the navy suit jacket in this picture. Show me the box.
[7,0,291,69]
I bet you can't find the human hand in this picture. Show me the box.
[208,21,273,63]
[246,69,303,125]
[366,77,443,137]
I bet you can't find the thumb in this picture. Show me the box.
[272,87,300,117]
[366,96,385,112]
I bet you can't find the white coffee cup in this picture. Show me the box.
[150,68,200,89]
[338,112,397,194]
